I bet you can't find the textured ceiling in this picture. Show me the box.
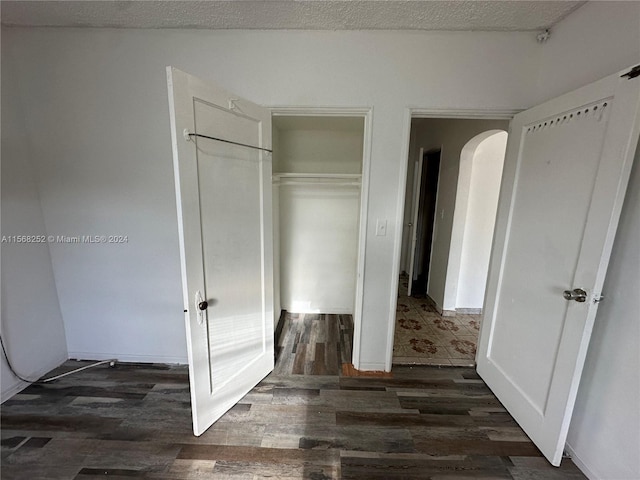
[1,1,586,31]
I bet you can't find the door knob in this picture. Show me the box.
[563,288,587,302]
[194,290,206,326]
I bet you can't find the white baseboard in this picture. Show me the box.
[357,361,388,372]
[281,306,354,315]
[68,351,188,365]
[456,308,482,315]
[564,443,598,480]
[1,353,68,403]
[441,307,482,316]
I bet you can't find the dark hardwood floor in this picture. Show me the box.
[274,312,353,376]
[1,314,586,479]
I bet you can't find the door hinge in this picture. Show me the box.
[621,65,640,79]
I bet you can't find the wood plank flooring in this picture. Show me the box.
[274,312,353,376]
[1,314,586,479]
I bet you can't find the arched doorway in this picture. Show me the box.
[445,130,508,312]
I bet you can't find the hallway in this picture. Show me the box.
[394,275,480,366]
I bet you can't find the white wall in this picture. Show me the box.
[455,131,507,309]
[402,119,509,312]
[566,142,640,480]
[273,116,364,174]
[279,185,360,313]
[535,1,640,103]
[1,41,68,400]
[2,27,541,370]
[535,2,640,478]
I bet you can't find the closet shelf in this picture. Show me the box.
[273,173,361,187]
[274,181,361,187]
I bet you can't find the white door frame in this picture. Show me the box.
[270,106,373,370]
[387,108,519,370]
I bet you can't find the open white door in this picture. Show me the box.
[406,148,424,296]
[477,66,640,465]
[167,67,274,436]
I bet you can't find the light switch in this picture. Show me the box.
[376,219,387,236]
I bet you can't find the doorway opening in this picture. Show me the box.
[395,117,508,366]
[408,148,441,297]
[270,114,368,375]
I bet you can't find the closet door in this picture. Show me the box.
[167,67,274,436]
[476,66,640,465]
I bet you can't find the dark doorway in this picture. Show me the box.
[411,149,440,297]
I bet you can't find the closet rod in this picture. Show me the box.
[273,173,361,179]
[187,132,273,153]
[274,181,361,187]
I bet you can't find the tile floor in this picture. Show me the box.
[393,274,481,366]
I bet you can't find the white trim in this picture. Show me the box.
[280,307,354,315]
[358,361,387,371]
[273,173,361,179]
[410,108,520,119]
[269,105,373,371]
[388,107,519,372]
[1,353,68,403]
[271,106,372,117]
[564,443,598,480]
[68,351,188,365]
[354,108,373,370]
[386,108,413,372]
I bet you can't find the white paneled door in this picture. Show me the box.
[477,66,640,465]
[167,67,274,436]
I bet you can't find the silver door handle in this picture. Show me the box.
[563,288,587,302]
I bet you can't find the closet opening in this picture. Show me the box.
[271,113,368,375]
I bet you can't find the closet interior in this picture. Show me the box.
[272,115,365,323]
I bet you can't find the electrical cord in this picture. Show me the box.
[0,333,116,384]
